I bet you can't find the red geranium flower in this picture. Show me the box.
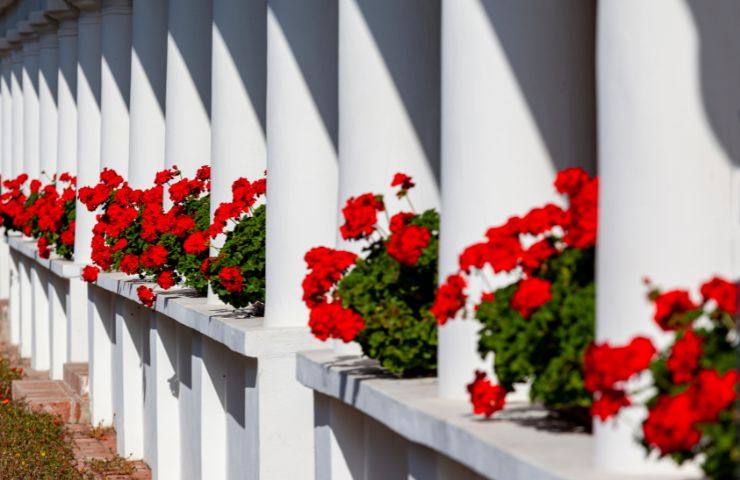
[666,329,702,384]
[82,265,100,283]
[219,266,244,293]
[643,392,701,454]
[137,285,155,308]
[699,276,738,315]
[387,223,430,266]
[653,290,697,331]
[430,274,467,324]
[339,193,384,240]
[467,371,506,418]
[591,389,631,421]
[184,230,209,255]
[510,278,552,318]
[308,302,365,343]
[157,270,176,290]
[140,245,168,269]
[119,254,140,275]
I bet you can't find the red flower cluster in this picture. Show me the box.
[653,289,698,331]
[339,193,385,240]
[302,247,357,308]
[643,368,737,454]
[434,168,598,324]
[510,277,552,318]
[386,212,430,266]
[391,172,414,197]
[430,274,467,325]
[82,265,99,283]
[307,302,365,342]
[700,276,737,315]
[666,329,702,384]
[583,336,656,420]
[467,370,507,418]
[209,176,266,238]
[137,285,155,308]
[218,266,244,293]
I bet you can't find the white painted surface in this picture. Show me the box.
[56,18,78,175]
[31,267,50,371]
[438,0,597,399]
[114,297,145,458]
[49,272,68,379]
[100,0,131,176]
[199,335,227,479]
[595,0,739,473]
[177,323,201,479]
[22,39,39,179]
[19,256,32,357]
[128,0,166,189]
[151,312,181,479]
[1,56,11,179]
[73,8,101,264]
[164,0,212,179]
[8,249,21,346]
[265,0,338,328]
[88,284,114,426]
[67,276,89,362]
[10,48,23,177]
[38,27,58,177]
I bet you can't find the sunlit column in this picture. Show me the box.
[595,0,738,473]
[438,0,597,399]
[164,0,212,179]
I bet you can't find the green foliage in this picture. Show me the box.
[477,247,595,411]
[0,356,82,479]
[336,209,439,377]
[209,204,266,308]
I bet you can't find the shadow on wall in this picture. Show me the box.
[270,0,338,151]
[481,0,598,174]
[686,0,740,167]
[356,0,441,185]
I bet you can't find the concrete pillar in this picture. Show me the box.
[21,30,40,180]
[149,313,181,477]
[114,298,145,458]
[72,2,101,264]
[128,0,167,188]
[19,257,31,357]
[264,0,336,329]
[66,275,88,362]
[337,0,440,226]
[49,273,67,379]
[177,325,201,479]
[35,20,59,178]
[199,336,227,478]
[164,0,212,179]
[88,284,114,425]
[210,0,265,267]
[48,9,79,176]
[595,0,739,473]
[10,45,23,178]
[438,0,597,398]
[100,0,132,176]
[0,55,11,314]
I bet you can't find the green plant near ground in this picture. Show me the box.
[0,356,83,479]
[337,209,439,377]
[476,246,595,414]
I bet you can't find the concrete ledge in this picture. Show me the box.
[296,350,698,480]
[93,271,322,359]
[6,234,81,278]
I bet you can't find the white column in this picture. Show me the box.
[210,0,265,253]
[67,274,88,362]
[128,0,167,188]
[36,22,59,178]
[88,285,114,425]
[164,0,212,178]
[337,0,440,222]
[72,3,101,264]
[265,0,336,329]
[21,30,40,180]
[114,298,144,458]
[150,313,181,478]
[438,0,597,398]
[0,54,11,315]
[199,336,227,478]
[10,44,23,178]
[49,9,79,176]
[49,274,67,379]
[100,0,132,176]
[19,258,32,358]
[596,1,738,473]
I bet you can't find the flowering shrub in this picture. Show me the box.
[206,176,266,309]
[80,166,211,306]
[432,167,598,418]
[585,277,738,479]
[28,174,76,259]
[302,174,439,376]
[0,174,29,234]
